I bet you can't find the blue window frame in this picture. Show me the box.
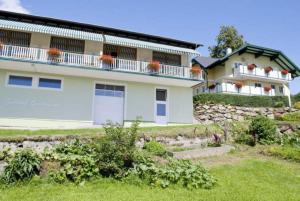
[157,104,166,116]
[8,75,32,86]
[38,78,62,89]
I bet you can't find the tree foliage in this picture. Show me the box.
[209,25,244,58]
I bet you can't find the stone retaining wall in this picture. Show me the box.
[194,103,299,124]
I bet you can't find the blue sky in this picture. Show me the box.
[1,0,299,94]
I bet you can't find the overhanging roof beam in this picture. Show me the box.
[255,50,264,58]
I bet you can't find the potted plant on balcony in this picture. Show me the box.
[264,86,272,92]
[99,54,113,64]
[234,81,243,88]
[47,48,61,62]
[190,65,202,78]
[281,69,289,75]
[264,66,273,74]
[247,63,256,71]
[148,61,160,73]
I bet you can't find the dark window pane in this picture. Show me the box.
[95,84,105,89]
[115,86,124,91]
[106,85,114,90]
[153,51,181,66]
[38,78,61,89]
[156,89,167,101]
[0,30,31,47]
[271,85,276,89]
[157,104,166,116]
[50,37,85,54]
[103,44,137,60]
[8,75,32,86]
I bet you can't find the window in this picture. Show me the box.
[234,62,243,68]
[255,83,262,88]
[103,44,137,60]
[95,84,125,97]
[50,37,85,54]
[279,86,284,94]
[8,75,32,87]
[271,85,276,90]
[156,89,167,101]
[157,104,166,116]
[38,78,62,89]
[0,30,31,47]
[153,51,181,66]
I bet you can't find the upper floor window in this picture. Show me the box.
[0,30,31,47]
[255,83,262,88]
[8,75,33,87]
[103,44,137,60]
[50,37,85,54]
[279,86,284,94]
[153,51,181,66]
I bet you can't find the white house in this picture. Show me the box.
[0,11,203,128]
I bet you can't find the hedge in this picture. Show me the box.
[193,93,289,107]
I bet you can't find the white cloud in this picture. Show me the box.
[0,0,29,14]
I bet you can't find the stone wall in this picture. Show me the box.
[194,103,299,124]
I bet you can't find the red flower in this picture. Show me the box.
[264,66,273,74]
[281,70,289,75]
[247,64,256,71]
[234,81,243,89]
[47,48,61,57]
[148,61,160,71]
[190,66,202,75]
[264,86,272,92]
[99,54,113,64]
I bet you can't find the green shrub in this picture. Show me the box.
[280,132,300,147]
[2,149,41,184]
[95,121,139,178]
[274,101,284,108]
[263,146,300,162]
[193,94,288,107]
[249,116,277,145]
[294,102,300,109]
[292,93,300,104]
[143,141,166,156]
[132,158,216,189]
[282,112,300,122]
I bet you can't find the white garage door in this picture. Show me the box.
[93,84,124,125]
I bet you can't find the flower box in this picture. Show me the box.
[148,61,160,72]
[264,86,272,92]
[281,70,289,75]
[190,66,202,75]
[47,48,61,58]
[100,54,113,64]
[234,81,243,89]
[264,66,273,74]
[247,64,256,71]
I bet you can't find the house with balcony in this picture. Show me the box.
[0,11,203,128]
[192,43,300,106]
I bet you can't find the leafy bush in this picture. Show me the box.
[274,101,284,108]
[292,93,300,104]
[282,112,300,122]
[279,132,300,147]
[2,149,41,183]
[262,146,300,162]
[249,116,277,145]
[230,122,253,145]
[95,121,139,178]
[132,158,216,189]
[208,134,222,147]
[193,94,288,107]
[143,141,166,156]
[294,102,300,109]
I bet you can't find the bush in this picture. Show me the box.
[280,132,300,147]
[294,102,300,109]
[2,149,41,184]
[274,101,284,108]
[262,146,300,162]
[132,158,216,189]
[143,141,166,156]
[282,112,300,122]
[95,121,139,178]
[193,94,289,107]
[208,134,222,147]
[249,116,277,145]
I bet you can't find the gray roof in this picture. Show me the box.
[193,56,219,68]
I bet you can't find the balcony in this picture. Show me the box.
[234,65,292,81]
[0,44,203,81]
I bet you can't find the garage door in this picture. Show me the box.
[93,84,124,125]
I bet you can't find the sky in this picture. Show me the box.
[0,0,299,94]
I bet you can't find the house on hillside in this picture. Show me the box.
[0,11,203,128]
[192,43,300,106]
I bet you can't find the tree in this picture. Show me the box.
[209,26,244,58]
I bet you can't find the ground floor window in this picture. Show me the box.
[38,78,62,89]
[8,75,32,87]
[95,84,125,97]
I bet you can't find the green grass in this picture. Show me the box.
[262,146,300,162]
[0,123,222,139]
[1,157,299,201]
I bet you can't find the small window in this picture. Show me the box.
[156,89,167,101]
[157,104,166,116]
[95,84,124,97]
[8,75,32,87]
[279,86,284,94]
[255,83,262,88]
[38,78,62,89]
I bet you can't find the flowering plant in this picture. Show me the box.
[100,54,113,64]
[190,66,202,75]
[234,81,243,89]
[264,66,273,74]
[47,48,61,58]
[148,61,160,72]
[264,86,272,92]
[247,64,256,71]
[281,70,289,75]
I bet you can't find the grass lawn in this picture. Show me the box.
[1,153,299,201]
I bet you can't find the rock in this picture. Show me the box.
[203,105,210,110]
[0,161,7,174]
[283,129,293,135]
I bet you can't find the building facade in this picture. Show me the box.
[0,11,203,128]
[193,43,300,106]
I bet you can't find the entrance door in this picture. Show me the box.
[155,89,168,124]
[93,84,124,125]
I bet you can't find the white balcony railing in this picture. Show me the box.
[234,65,292,81]
[0,44,202,81]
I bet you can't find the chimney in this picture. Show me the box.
[226,48,232,55]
